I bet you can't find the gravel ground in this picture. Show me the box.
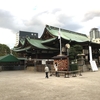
[0,69,100,100]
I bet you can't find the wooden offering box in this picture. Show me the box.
[53,55,69,71]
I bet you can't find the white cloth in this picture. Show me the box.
[54,64,58,71]
[45,66,49,72]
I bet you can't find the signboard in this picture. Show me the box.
[90,60,98,71]
[89,46,98,71]
[42,60,46,64]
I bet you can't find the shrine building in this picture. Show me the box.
[13,25,100,72]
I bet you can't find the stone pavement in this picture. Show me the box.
[0,69,100,100]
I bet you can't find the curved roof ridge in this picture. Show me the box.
[46,24,88,37]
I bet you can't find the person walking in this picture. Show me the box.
[47,63,52,76]
[45,64,49,78]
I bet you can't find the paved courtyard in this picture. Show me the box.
[0,69,100,100]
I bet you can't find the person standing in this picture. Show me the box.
[45,64,49,78]
[54,62,58,77]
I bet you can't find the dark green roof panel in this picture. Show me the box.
[0,54,19,62]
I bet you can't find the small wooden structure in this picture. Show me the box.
[52,55,69,71]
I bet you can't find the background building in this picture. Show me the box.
[89,28,100,43]
[19,31,38,40]
[13,25,100,72]
[15,31,38,46]
[15,32,19,47]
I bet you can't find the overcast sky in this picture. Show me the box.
[0,0,100,48]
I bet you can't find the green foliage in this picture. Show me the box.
[12,50,19,57]
[0,44,10,56]
[70,63,78,71]
[73,45,83,54]
[69,47,77,60]
[69,44,83,60]
[0,44,19,57]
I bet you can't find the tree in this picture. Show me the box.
[12,50,19,57]
[69,44,83,61]
[0,44,10,56]
[68,44,83,71]
[73,45,83,54]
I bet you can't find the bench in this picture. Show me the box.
[50,70,82,78]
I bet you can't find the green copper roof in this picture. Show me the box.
[42,37,57,44]
[26,38,58,50]
[46,25,89,42]
[13,37,58,52]
[14,39,25,49]
[13,46,31,52]
[20,39,25,45]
